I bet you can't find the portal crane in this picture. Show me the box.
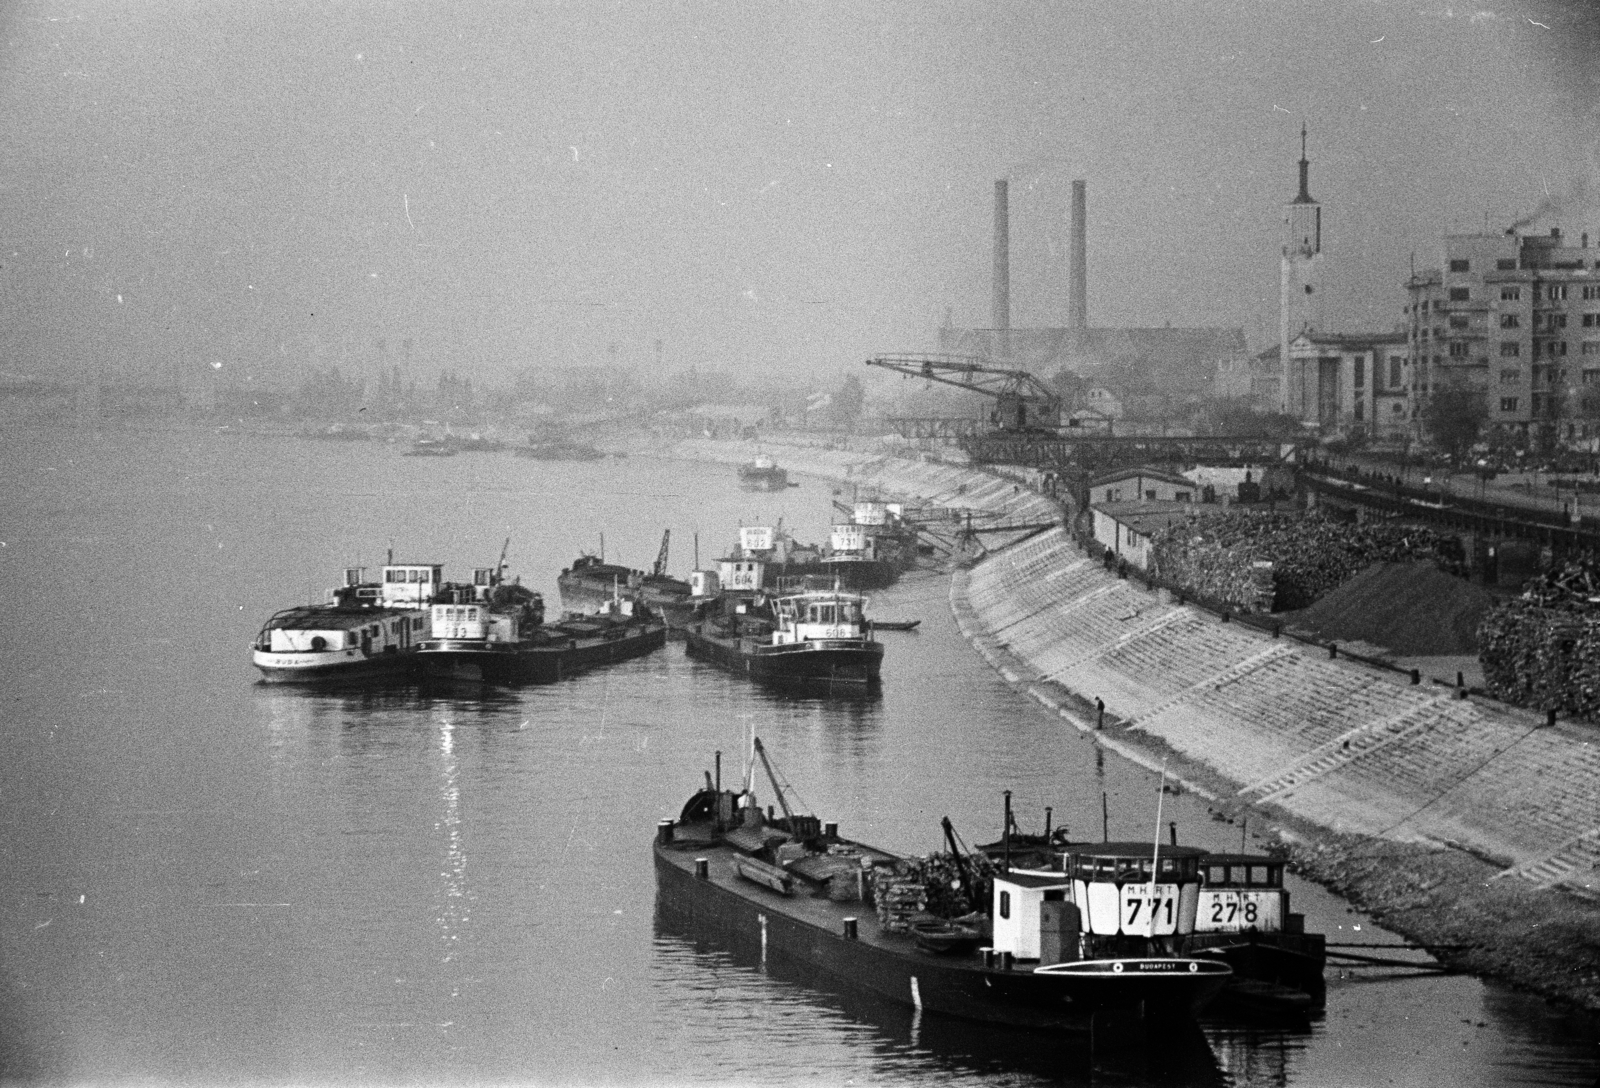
[865,353,1061,433]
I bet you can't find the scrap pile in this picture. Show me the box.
[1150,511,1450,613]
[1479,554,1600,718]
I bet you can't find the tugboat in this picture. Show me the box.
[819,521,899,591]
[737,454,789,491]
[251,561,443,683]
[654,738,1232,1031]
[986,819,1326,1014]
[416,555,666,685]
[1189,852,1326,1012]
[683,577,883,689]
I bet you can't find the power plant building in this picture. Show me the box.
[939,177,1246,422]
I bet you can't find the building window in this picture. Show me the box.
[1450,259,1471,272]
[1501,314,1520,328]
[1176,491,1191,502]
[1389,357,1403,387]
[999,891,1011,919]
[1501,369,1521,384]
[1449,341,1469,357]
[1584,314,1598,327]
[1585,343,1600,356]
[1145,489,1156,501]
[1556,341,1569,356]
[1501,286,1522,301]
[1585,369,1600,385]
[1584,286,1600,300]
[1498,259,1519,271]
[1548,313,1569,330]
[1450,316,1469,329]
[1549,285,1568,301]
[1501,397,1519,412]
[1354,356,1365,387]
[1354,401,1365,421]
[1450,288,1471,301]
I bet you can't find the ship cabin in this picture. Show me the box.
[771,591,869,646]
[717,557,766,594]
[689,569,721,600]
[258,608,423,655]
[828,524,877,561]
[853,501,890,526]
[991,843,1208,965]
[379,564,445,607]
[737,526,778,559]
[1193,853,1299,935]
[429,596,532,644]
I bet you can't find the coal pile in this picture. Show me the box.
[1280,561,1491,656]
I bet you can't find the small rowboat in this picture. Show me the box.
[871,619,921,632]
[912,919,984,954]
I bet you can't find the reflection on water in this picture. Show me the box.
[652,907,1231,1087]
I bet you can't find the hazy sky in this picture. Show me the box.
[0,0,1595,390]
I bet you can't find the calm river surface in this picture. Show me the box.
[2,426,1597,1086]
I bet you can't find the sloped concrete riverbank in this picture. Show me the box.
[668,436,1600,1010]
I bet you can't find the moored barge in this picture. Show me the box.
[654,740,1232,1031]
[683,584,883,689]
[418,563,666,685]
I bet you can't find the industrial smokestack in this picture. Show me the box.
[992,179,1010,337]
[1069,179,1087,330]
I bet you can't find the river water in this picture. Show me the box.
[2,425,1596,1086]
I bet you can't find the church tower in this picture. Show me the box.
[1280,126,1325,413]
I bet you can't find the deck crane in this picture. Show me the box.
[865,353,1062,434]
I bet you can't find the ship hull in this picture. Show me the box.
[758,559,899,593]
[653,839,1229,1030]
[416,623,666,684]
[252,647,419,684]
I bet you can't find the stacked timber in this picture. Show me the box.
[870,863,926,933]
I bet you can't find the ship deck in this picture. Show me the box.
[659,821,912,951]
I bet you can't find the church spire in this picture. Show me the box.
[1294,124,1314,204]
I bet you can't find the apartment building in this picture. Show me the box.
[1407,228,1600,442]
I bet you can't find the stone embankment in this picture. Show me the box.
[951,524,1600,1009]
[668,436,1600,1007]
